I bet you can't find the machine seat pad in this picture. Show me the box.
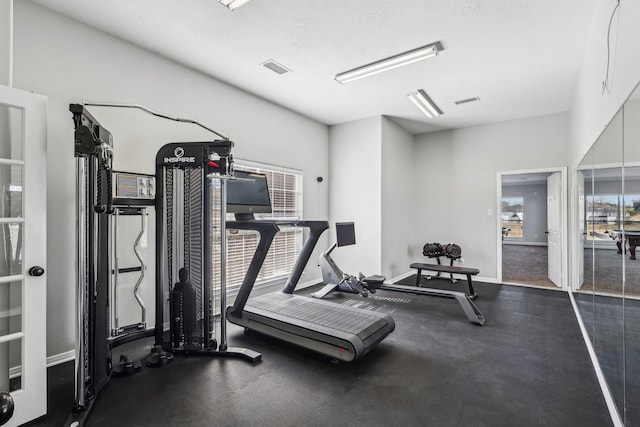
[364,275,386,285]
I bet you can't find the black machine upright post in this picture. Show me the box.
[67,104,115,427]
[218,177,228,351]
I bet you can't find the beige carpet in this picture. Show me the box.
[502,244,557,288]
[503,243,640,296]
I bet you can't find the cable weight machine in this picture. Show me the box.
[67,103,260,427]
[150,141,260,363]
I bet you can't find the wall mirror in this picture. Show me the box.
[575,82,640,425]
[623,84,640,426]
[576,147,593,337]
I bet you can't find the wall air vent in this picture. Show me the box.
[261,60,291,75]
[454,97,480,105]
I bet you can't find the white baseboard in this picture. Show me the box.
[7,350,75,379]
[389,271,414,282]
[502,241,548,246]
[568,291,623,427]
[47,350,75,367]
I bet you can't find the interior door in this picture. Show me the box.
[0,84,47,426]
[547,171,562,286]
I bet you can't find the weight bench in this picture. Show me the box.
[410,262,479,299]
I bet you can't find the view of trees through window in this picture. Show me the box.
[586,193,640,241]
[501,197,524,239]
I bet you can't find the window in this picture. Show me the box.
[225,162,303,290]
[583,193,640,241]
[624,194,640,231]
[501,197,523,239]
[586,194,619,241]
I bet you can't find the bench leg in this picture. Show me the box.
[448,258,457,283]
[466,275,477,299]
[414,269,423,287]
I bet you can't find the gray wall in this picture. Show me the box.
[0,1,10,86]
[326,116,415,280]
[328,117,382,275]
[413,112,570,280]
[328,111,570,282]
[502,182,548,244]
[381,117,414,278]
[13,1,329,358]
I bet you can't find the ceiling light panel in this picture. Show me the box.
[334,42,443,84]
[218,0,252,10]
[407,89,443,118]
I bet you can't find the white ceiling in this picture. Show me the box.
[33,0,596,134]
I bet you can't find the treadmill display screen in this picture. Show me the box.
[336,222,356,247]
[227,170,272,214]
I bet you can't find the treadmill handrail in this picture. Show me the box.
[226,220,329,317]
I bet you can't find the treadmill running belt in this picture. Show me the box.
[251,293,384,335]
[230,292,395,362]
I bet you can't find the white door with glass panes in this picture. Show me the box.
[0,84,47,426]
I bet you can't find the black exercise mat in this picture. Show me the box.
[31,278,611,427]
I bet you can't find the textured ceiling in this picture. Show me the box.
[33,0,596,134]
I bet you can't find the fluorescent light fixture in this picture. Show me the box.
[407,89,443,118]
[218,0,251,10]
[334,41,443,84]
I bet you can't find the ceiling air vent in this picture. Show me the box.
[454,97,480,105]
[261,60,291,75]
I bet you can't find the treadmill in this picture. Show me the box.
[226,220,395,362]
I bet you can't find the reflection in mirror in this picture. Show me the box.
[576,147,594,339]
[576,78,640,426]
[623,84,640,425]
[592,108,624,418]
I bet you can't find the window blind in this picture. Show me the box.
[218,163,304,291]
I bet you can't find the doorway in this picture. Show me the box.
[497,168,568,289]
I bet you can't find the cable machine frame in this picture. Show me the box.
[67,102,259,427]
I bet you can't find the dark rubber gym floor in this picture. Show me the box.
[29,279,612,427]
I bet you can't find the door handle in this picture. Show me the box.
[0,391,14,426]
[545,231,550,234]
[28,266,45,277]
